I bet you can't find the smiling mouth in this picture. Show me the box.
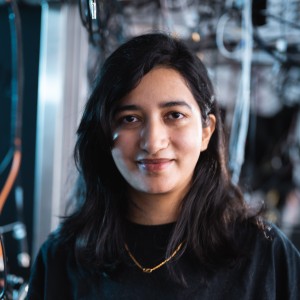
[137,159,173,172]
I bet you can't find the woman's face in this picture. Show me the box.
[111,67,215,201]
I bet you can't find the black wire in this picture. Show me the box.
[87,0,96,45]
[0,0,23,176]
[4,0,29,271]
[253,26,300,67]
[78,0,88,28]
[0,148,14,175]
[253,6,300,67]
[8,0,23,148]
[0,235,7,298]
[261,11,300,30]
[78,0,96,44]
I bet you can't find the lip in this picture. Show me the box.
[136,158,174,172]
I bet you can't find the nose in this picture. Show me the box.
[139,119,169,154]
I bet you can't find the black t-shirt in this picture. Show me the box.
[27,222,300,300]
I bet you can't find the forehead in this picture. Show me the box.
[117,67,199,110]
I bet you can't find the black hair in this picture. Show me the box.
[58,33,258,283]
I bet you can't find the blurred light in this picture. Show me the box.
[191,32,201,42]
[17,253,30,268]
[276,38,287,52]
[12,223,26,240]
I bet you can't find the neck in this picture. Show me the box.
[127,190,184,225]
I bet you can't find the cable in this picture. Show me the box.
[253,26,300,67]
[9,0,23,143]
[216,11,243,61]
[0,148,14,175]
[0,145,21,213]
[229,0,253,184]
[262,12,300,30]
[0,0,23,175]
[0,0,23,213]
[252,1,300,67]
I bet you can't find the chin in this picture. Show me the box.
[138,185,175,195]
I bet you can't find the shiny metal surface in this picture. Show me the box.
[33,2,88,257]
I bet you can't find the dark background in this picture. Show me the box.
[0,3,41,280]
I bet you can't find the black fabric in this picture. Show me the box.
[26,222,300,300]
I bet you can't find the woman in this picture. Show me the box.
[27,33,300,299]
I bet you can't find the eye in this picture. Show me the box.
[122,115,139,123]
[115,114,141,128]
[167,111,185,120]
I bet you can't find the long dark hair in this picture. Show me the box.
[59,33,257,280]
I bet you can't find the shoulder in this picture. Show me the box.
[247,222,300,287]
[235,220,300,278]
[250,221,300,257]
[30,230,76,278]
[231,221,300,299]
[27,232,76,299]
[263,223,300,271]
[39,231,73,261]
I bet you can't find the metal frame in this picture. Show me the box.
[32,2,89,257]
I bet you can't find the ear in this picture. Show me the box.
[201,114,216,152]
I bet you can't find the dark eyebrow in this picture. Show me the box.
[113,104,140,114]
[159,101,192,110]
[114,100,193,114]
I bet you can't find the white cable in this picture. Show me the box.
[216,12,243,61]
[229,0,253,184]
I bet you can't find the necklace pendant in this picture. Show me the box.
[143,268,153,273]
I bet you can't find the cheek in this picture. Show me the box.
[111,147,132,178]
[172,125,203,156]
[111,148,121,171]
[111,132,137,166]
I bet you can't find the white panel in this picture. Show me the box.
[33,2,88,257]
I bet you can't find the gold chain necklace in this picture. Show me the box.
[124,242,183,273]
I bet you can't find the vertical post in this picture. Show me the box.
[32,2,88,258]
